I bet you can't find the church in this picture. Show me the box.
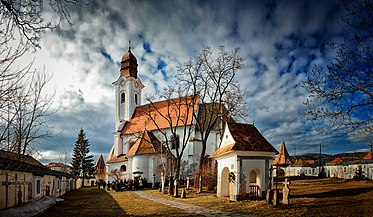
[105,48,221,183]
[106,48,278,200]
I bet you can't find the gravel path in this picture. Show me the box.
[135,191,257,217]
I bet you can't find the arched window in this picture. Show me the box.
[120,165,126,172]
[171,135,180,149]
[134,93,138,105]
[249,170,257,183]
[120,92,125,103]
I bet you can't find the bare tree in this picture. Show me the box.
[177,45,247,177]
[0,71,55,159]
[144,86,198,179]
[0,0,86,158]
[303,0,373,135]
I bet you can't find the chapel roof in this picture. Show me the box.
[121,94,198,135]
[273,140,294,166]
[210,122,278,158]
[127,130,165,157]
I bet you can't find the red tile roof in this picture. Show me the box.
[127,130,166,157]
[295,159,315,165]
[121,95,198,135]
[363,152,372,160]
[331,157,343,163]
[210,123,277,158]
[273,140,294,166]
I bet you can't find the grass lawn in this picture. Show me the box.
[146,178,373,217]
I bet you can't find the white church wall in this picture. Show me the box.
[215,153,237,197]
[132,155,150,180]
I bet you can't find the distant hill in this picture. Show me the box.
[293,152,369,165]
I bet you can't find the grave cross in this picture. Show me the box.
[282,178,291,205]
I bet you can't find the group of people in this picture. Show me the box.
[107,177,147,191]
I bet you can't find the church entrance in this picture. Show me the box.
[220,167,230,197]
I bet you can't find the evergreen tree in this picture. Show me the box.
[71,127,95,186]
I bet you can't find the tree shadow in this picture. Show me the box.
[41,187,128,217]
[292,187,373,199]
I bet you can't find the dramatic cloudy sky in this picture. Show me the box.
[20,0,370,164]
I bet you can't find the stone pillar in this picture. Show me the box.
[168,176,174,196]
[186,177,190,189]
[273,189,279,206]
[174,179,179,197]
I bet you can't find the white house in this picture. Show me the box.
[210,122,278,201]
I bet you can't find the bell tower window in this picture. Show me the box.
[121,93,125,103]
[135,93,138,105]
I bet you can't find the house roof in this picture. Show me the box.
[273,140,294,166]
[294,159,315,165]
[127,130,164,157]
[363,152,372,160]
[210,122,278,158]
[0,150,71,178]
[121,95,198,135]
[331,157,344,163]
[0,150,44,167]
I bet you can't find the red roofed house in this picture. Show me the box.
[106,49,222,183]
[210,122,278,201]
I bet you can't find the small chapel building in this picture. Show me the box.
[210,122,278,201]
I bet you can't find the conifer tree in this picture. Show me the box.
[71,127,95,186]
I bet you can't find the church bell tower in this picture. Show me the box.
[113,46,144,131]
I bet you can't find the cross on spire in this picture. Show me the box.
[128,39,131,52]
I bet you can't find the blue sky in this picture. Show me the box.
[18,0,371,164]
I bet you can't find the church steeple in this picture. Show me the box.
[120,41,138,78]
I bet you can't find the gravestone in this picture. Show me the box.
[282,178,291,205]
[240,174,247,200]
[181,188,187,198]
[198,176,203,193]
[161,173,166,193]
[174,179,179,197]
[168,176,174,196]
[186,177,190,189]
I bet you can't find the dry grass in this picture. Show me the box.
[108,189,199,216]
[146,178,373,217]
[42,187,198,217]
